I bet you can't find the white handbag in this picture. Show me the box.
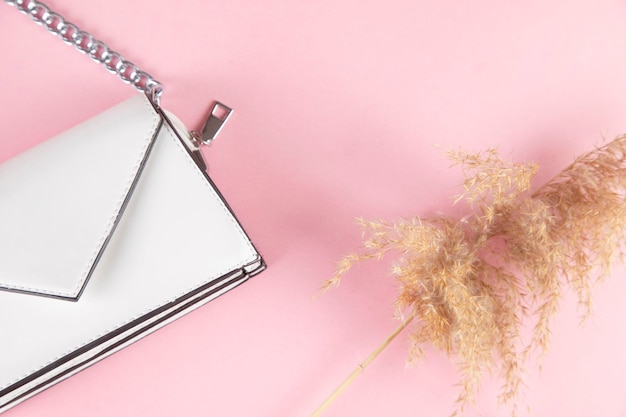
[0,1,264,412]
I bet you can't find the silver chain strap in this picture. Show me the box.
[4,0,163,103]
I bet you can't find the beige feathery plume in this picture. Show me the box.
[317,137,626,416]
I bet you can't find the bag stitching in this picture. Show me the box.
[0,97,160,298]
[73,97,161,295]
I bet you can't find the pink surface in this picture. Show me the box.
[2,1,626,416]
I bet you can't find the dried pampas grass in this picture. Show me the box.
[321,137,626,416]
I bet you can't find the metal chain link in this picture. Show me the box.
[4,0,163,103]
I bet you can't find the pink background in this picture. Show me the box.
[3,1,626,416]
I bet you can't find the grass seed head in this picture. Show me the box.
[325,136,626,415]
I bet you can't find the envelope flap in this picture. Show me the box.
[0,95,160,300]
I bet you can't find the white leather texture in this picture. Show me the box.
[0,272,249,413]
[0,97,160,298]
[0,95,260,409]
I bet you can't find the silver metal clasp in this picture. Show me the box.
[191,102,233,146]
[184,101,234,172]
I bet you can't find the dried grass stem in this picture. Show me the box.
[310,312,417,417]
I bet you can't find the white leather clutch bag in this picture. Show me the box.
[0,94,265,412]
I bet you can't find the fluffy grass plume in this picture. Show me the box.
[323,137,626,415]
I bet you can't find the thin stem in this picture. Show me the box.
[310,311,417,417]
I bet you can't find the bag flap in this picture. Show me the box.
[0,95,160,300]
